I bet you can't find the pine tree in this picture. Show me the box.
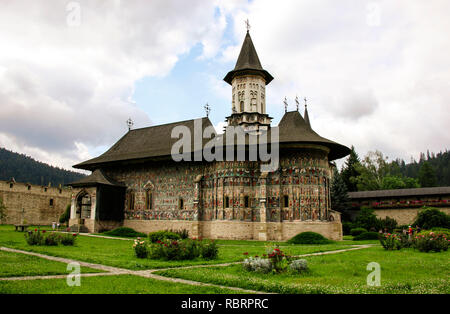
[330,167,350,219]
[418,161,437,187]
[341,145,361,192]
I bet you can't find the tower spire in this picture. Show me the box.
[304,97,311,128]
[224,28,274,131]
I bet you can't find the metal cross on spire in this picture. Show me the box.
[283,97,288,113]
[126,117,134,131]
[204,103,211,117]
[304,97,308,108]
[245,19,251,32]
[295,95,300,111]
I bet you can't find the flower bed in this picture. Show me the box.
[243,246,308,274]
[379,230,449,252]
[133,237,218,260]
[414,232,449,253]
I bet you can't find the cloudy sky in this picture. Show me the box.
[0,0,449,172]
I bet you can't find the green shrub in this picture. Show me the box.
[288,232,332,244]
[147,238,218,261]
[354,207,381,231]
[43,232,60,246]
[417,228,450,238]
[59,204,71,224]
[350,227,367,236]
[289,259,308,273]
[413,232,448,252]
[103,227,147,238]
[353,232,380,241]
[24,230,44,245]
[148,230,181,243]
[60,233,77,246]
[243,257,272,273]
[379,216,398,233]
[379,233,402,250]
[200,240,219,260]
[133,238,149,258]
[342,222,354,235]
[170,228,189,239]
[412,207,450,230]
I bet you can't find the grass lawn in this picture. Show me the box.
[155,247,450,294]
[0,274,245,294]
[0,250,101,278]
[0,225,372,270]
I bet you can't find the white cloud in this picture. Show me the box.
[0,0,231,170]
[222,0,450,163]
[1,0,449,172]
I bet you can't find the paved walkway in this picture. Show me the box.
[0,244,374,293]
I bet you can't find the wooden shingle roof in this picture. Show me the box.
[223,31,273,85]
[69,169,125,187]
[348,187,450,199]
[74,117,215,170]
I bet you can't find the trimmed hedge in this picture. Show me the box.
[287,232,332,244]
[350,227,367,236]
[103,227,146,238]
[353,231,380,241]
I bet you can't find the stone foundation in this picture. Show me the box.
[123,219,342,241]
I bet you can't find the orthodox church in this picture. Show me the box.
[68,30,350,240]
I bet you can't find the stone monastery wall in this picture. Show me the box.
[0,180,72,225]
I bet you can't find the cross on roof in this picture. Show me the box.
[126,118,134,131]
[283,97,288,113]
[304,97,308,108]
[295,95,300,111]
[204,103,211,117]
[245,19,250,32]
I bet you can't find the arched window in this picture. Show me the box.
[128,191,135,211]
[179,198,184,210]
[240,101,244,112]
[244,195,250,208]
[146,190,153,210]
[282,195,289,208]
[225,196,230,208]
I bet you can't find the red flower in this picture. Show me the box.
[42,230,46,233]
[243,252,248,255]
[73,233,77,236]
[35,229,37,232]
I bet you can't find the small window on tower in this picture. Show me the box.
[240,101,244,112]
[49,199,54,206]
[225,196,230,208]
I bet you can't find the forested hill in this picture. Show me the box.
[393,150,450,186]
[0,147,86,186]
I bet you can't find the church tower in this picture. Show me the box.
[224,29,274,132]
